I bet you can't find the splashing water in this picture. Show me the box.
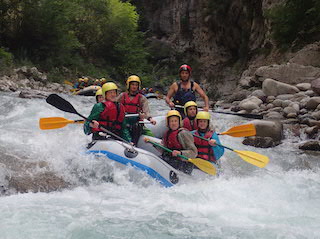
[0,92,319,238]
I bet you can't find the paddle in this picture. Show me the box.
[64,80,74,86]
[175,105,263,119]
[39,117,84,130]
[39,116,151,130]
[145,138,217,176]
[218,124,256,137]
[193,134,269,168]
[45,94,133,145]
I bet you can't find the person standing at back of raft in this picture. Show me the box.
[165,64,210,118]
[162,110,197,174]
[84,82,130,141]
[183,101,198,131]
[192,111,224,167]
[117,75,156,145]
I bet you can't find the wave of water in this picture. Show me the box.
[0,92,319,238]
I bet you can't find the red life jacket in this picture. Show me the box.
[163,129,183,150]
[92,101,125,134]
[183,117,198,131]
[121,92,142,114]
[193,130,216,162]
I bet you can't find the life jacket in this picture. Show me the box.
[121,92,142,114]
[183,117,198,131]
[173,81,196,106]
[163,129,183,150]
[92,101,125,135]
[193,130,216,162]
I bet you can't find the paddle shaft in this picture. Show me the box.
[193,134,234,151]
[174,105,263,119]
[147,140,189,161]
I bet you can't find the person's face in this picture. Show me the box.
[129,82,139,92]
[179,71,190,81]
[187,106,197,118]
[97,95,104,103]
[168,116,180,130]
[105,90,117,102]
[197,119,209,130]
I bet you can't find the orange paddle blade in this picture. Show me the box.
[39,117,83,130]
[219,124,256,137]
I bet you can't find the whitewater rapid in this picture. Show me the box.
[0,92,319,239]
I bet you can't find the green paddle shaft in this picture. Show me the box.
[147,140,189,161]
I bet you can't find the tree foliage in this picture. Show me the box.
[268,0,320,49]
[0,0,149,80]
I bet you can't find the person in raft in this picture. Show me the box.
[161,110,198,174]
[165,64,209,118]
[95,88,104,103]
[117,75,156,145]
[182,101,198,131]
[192,111,224,167]
[84,82,130,141]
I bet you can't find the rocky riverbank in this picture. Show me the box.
[0,66,71,98]
[215,42,320,151]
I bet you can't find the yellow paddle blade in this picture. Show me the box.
[188,158,217,176]
[234,150,269,168]
[39,117,75,130]
[64,80,74,86]
[69,88,78,92]
[219,124,256,137]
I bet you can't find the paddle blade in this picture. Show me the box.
[234,150,269,168]
[64,80,74,86]
[188,158,217,176]
[46,94,78,115]
[220,124,256,137]
[39,117,73,130]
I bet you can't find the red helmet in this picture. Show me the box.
[179,64,192,74]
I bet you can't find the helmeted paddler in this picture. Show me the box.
[117,75,156,145]
[165,64,209,118]
[84,82,130,141]
[182,101,198,131]
[161,110,197,174]
[192,111,224,165]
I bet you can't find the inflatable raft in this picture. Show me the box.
[86,135,210,187]
[145,93,158,99]
[73,85,101,96]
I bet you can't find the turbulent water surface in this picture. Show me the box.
[0,92,319,239]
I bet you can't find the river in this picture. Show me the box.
[0,92,319,239]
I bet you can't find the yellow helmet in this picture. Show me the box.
[83,77,89,83]
[100,78,107,84]
[95,88,103,96]
[184,101,198,115]
[196,111,211,120]
[78,78,84,82]
[102,82,118,96]
[166,110,182,127]
[126,75,141,90]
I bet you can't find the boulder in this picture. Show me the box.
[311,78,320,95]
[248,120,283,142]
[255,63,320,85]
[305,97,320,110]
[239,96,263,112]
[296,83,311,91]
[262,78,299,96]
[265,112,284,120]
[242,136,278,148]
[299,141,320,151]
[289,41,320,67]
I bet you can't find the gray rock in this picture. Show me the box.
[272,99,283,107]
[296,83,311,91]
[239,96,263,112]
[262,78,299,96]
[250,89,266,101]
[289,42,320,67]
[276,94,295,100]
[265,112,284,120]
[249,120,283,142]
[242,136,278,148]
[311,111,320,120]
[266,96,275,103]
[282,100,293,108]
[305,90,316,97]
[305,97,320,110]
[286,113,297,118]
[311,78,320,95]
[299,141,320,151]
[283,106,298,116]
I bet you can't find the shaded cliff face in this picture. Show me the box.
[134,0,280,98]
